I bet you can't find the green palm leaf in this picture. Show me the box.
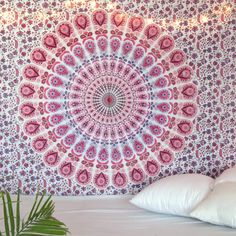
[15,191,20,233]
[1,192,10,236]
[6,192,15,236]
[0,190,69,236]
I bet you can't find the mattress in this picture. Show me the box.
[5,195,236,236]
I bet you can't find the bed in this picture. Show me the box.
[18,195,236,236]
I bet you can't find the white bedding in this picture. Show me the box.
[8,195,236,236]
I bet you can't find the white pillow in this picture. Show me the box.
[190,182,236,228]
[215,166,236,186]
[130,173,214,217]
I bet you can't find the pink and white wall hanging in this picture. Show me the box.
[0,0,235,195]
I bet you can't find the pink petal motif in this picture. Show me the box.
[177,121,192,135]
[113,172,127,188]
[112,12,126,27]
[73,45,84,59]
[31,49,47,63]
[169,136,185,151]
[75,14,89,30]
[64,134,76,146]
[154,77,168,88]
[47,89,61,99]
[98,148,109,163]
[145,161,160,176]
[50,114,64,125]
[178,67,192,81]
[156,89,171,100]
[74,141,85,155]
[170,50,186,65]
[142,133,154,145]
[93,10,107,26]
[43,34,58,49]
[48,76,64,87]
[129,17,144,31]
[59,162,75,178]
[122,40,133,55]
[76,169,91,185]
[149,66,162,77]
[123,145,134,160]
[44,151,60,166]
[181,103,197,117]
[24,121,40,135]
[23,66,39,80]
[142,55,155,68]
[94,172,109,188]
[157,102,171,113]
[85,146,96,161]
[63,54,76,66]
[54,64,69,75]
[111,148,122,163]
[56,125,69,136]
[158,150,174,165]
[57,23,72,37]
[130,168,144,183]
[20,103,35,117]
[145,24,160,40]
[159,36,174,51]
[97,36,107,51]
[85,40,95,54]
[133,140,144,153]
[150,125,162,136]
[181,84,197,98]
[32,137,48,152]
[110,37,121,52]
[155,114,168,125]
[133,47,145,60]
[20,84,35,98]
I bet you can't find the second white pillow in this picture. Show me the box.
[190,182,236,228]
[215,166,236,186]
[130,173,214,217]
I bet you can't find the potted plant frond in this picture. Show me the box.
[0,190,69,236]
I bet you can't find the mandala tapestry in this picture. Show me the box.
[0,0,235,195]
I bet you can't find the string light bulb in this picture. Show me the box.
[161,19,167,28]
[35,11,46,21]
[222,4,232,14]
[200,15,209,23]
[64,0,76,8]
[0,11,15,25]
[64,0,71,8]
[1,11,11,20]
[173,19,181,28]
[50,10,59,18]
[145,18,153,24]
[106,2,115,11]
[90,1,97,9]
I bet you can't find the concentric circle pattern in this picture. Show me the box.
[19,10,197,189]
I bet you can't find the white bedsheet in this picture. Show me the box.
[5,195,236,236]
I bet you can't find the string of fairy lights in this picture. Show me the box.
[0,0,233,30]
